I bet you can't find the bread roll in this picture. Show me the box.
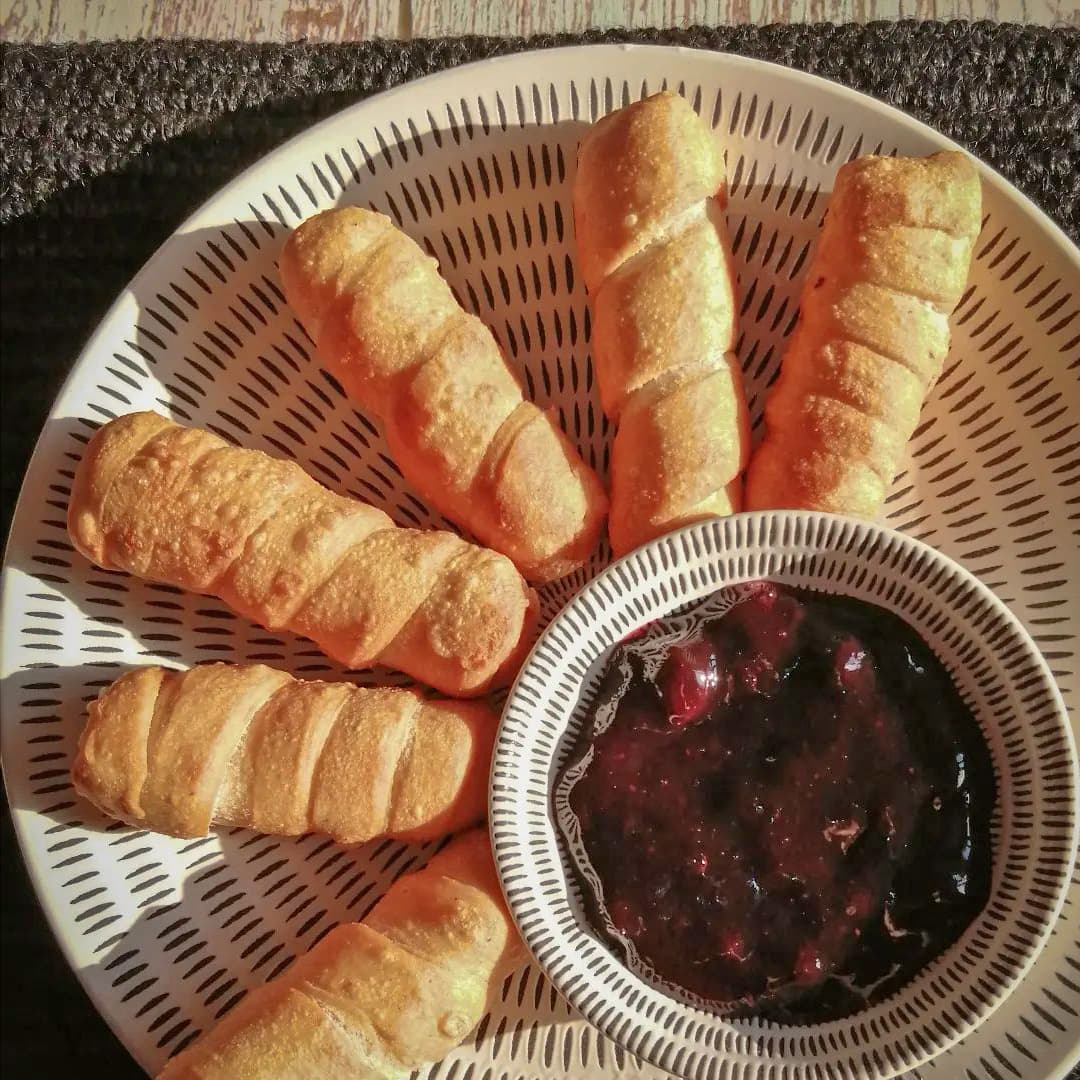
[573,91,750,555]
[68,412,537,697]
[157,829,525,1079]
[73,663,495,843]
[745,151,982,517]
[279,208,607,583]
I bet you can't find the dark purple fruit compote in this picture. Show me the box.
[561,582,994,1024]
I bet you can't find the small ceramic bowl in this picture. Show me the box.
[491,511,1078,1080]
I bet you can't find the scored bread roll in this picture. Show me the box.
[745,151,982,517]
[73,663,495,843]
[279,208,607,584]
[68,412,537,697]
[574,91,750,556]
[157,829,525,1080]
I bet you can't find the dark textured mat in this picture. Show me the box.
[1,24,1078,1077]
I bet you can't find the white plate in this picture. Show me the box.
[2,43,1078,1080]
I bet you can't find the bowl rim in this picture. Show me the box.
[490,509,1079,1080]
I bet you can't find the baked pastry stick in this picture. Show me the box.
[746,151,982,517]
[158,829,525,1079]
[68,412,537,697]
[279,208,608,584]
[573,91,750,556]
[73,663,495,843]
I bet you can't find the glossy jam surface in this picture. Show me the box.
[563,583,994,1024]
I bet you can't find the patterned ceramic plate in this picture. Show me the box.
[2,44,1078,1080]
[493,512,1077,1079]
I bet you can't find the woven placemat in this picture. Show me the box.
[1,23,1078,1078]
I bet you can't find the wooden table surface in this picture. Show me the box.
[3,0,1077,41]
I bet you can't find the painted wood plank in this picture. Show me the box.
[2,1,401,43]
[2,0,1076,43]
[410,0,1079,35]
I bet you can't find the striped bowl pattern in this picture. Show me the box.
[493,512,1077,1080]
[2,45,1078,1080]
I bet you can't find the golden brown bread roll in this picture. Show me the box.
[573,91,750,556]
[72,663,495,843]
[67,412,537,697]
[157,829,525,1079]
[279,208,607,583]
[745,151,982,517]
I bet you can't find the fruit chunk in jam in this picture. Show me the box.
[562,583,994,1024]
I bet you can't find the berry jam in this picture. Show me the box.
[561,583,994,1024]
